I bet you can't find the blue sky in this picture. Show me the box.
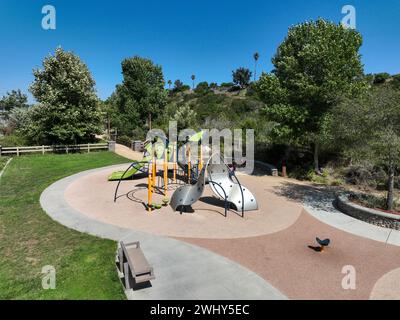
[0,0,399,103]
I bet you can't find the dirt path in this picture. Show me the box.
[114,143,143,161]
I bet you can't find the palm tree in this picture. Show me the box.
[253,52,259,81]
[191,74,196,89]
[167,79,172,89]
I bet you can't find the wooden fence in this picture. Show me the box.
[0,142,112,157]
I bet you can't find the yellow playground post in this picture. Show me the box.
[147,161,152,212]
[163,148,168,196]
[199,142,203,172]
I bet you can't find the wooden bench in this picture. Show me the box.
[117,241,155,289]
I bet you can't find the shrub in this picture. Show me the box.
[307,170,329,184]
[116,135,132,148]
[373,73,391,84]
[344,164,387,189]
[131,127,146,141]
[349,193,400,212]
[220,82,234,88]
[0,134,28,147]
[194,82,210,95]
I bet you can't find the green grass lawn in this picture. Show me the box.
[0,152,129,299]
[0,156,10,172]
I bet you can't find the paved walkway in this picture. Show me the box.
[40,164,400,300]
[271,180,400,245]
[114,144,143,161]
[40,165,286,300]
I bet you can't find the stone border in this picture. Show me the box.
[40,164,287,300]
[336,194,400,230]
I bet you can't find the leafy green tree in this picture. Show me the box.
[232,67,252,88]
[5,107,30,134]
[173,104,197,131]
[174,79,184,90]
[328,87,400,210]
[172,79,190,93]
[121,56,167,127]
[103,84,141,137]
[194,81,210,95]
[167,79,172,89]
[0,90,28,113]
[262,19,367,172]
[28,47,101,144]
[253,52,259,81]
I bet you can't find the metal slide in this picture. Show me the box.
[169,167,207,212]
[170,158,258,215]
[207,163,258,213]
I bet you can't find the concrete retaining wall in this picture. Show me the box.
[336,194,400,230]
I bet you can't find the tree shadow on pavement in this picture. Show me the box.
[272,181,345,212]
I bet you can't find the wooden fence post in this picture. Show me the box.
[66,146,69,154]
[42,145,45,155]
[0,145,2,157]
[17,147,19,157]
[87,143,90,153]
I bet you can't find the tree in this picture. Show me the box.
[28,47,101,144]
[173,104,198,131]
[328,87,400,210]
[253,52,260,81]
[167,80,172,89]
[191,74,196,89]
[121,56,167,129]
[0,90,29,121]
[4,107,30,135]
[172,79,190,93]
[194,81,210,95]
[232,67,252,88]
[266,19,366,172]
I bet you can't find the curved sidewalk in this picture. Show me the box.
[303,195,400,246]
[40,165,287,300]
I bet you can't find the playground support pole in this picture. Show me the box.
[173,142,177,183]
[164,150,168,196]
[152,158,156,188]
[199,141,203,172]
[148,161,152,212]
[187,144,191,184]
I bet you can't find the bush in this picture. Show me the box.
[307,170,329,184]
[373,73,391,84]
[228,85,242,92]
[349,193,400,212]
[344,164,387,189]
[194,82,210,95]
[116,135,132,148]
[131,127,146,141]
[220,82,234,88]
[0,134,29,147]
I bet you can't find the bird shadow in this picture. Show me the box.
[308,245,323,252]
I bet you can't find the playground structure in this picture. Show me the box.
[170,154,258,216]
[111,131,258,216]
